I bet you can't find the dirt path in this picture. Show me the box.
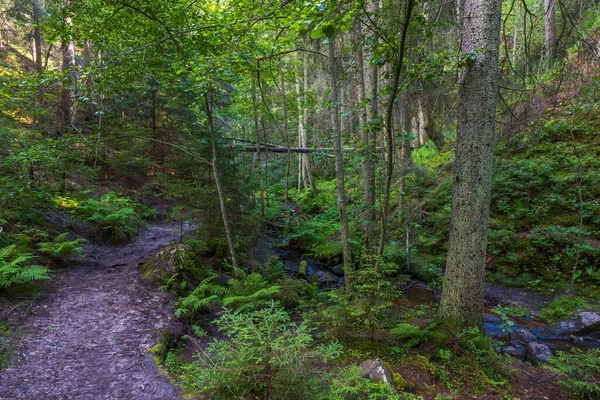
[0,224,185,400]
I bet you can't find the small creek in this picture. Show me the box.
[263,229,600,354]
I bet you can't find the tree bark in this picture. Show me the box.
[544,0,557,66]
[329,38,352,289]
[251,76,265,219]
[57,0,76,135]
[438,0,502,330]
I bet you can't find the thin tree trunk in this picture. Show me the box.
[438,0,502,330]
[544,0,557,67]
[280,64,292,221]
[329,38,352,289]
[355,20,375,253]
[205,94,238,271]
[32,0,43,74]
[57,0,75,135]
[378,0,415,257]
[251,76,265,219]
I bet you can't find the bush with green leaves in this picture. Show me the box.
[74,191,145,241]
[549,348,600,399]
[37,233,86,261]
[0,244,49,288]
[184,302,342,400]
[539,295,591,323]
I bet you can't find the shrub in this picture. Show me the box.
[185,302,342,399]
[549,349,600,399]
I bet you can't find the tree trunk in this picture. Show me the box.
[544,0,557,67]
[205,95,238,271]
[438,0,502,330]
[32,0,43,75]
[251,76,265,219]
[329,38,352,289]
[57,0,76,135]
[377,0,415,257]
[280,64,292,221]
[354,20,375,253]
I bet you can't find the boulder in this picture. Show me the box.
[510,328,537,346]
[525,342,552,364]
[142,243,205,291]
[359,359,396,389]
[501,345,526,361]
[309,270,338,284]
[543,310,600,339]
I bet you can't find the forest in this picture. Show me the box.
[1,0,600,398]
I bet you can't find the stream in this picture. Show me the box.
[262,228,600,354]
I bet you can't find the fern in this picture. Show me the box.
[37,233,85,260]
[0,245,49,288]
[175,275,227,318]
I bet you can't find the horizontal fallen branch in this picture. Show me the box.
[238,145,358,153]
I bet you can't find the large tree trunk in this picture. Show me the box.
[328,38,352,289]
[438,0,502,330]
[544,0,557,67]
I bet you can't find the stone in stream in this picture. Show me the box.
[501,345,526,361]
[525,342,552,364]
[309,270,338,284]
[359,359,396,389]
[543,310,600,339]
[510,328,537,346]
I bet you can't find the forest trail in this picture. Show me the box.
[0,224,184,400]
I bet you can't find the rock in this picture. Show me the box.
[543,310,600,339]
[331,264,345,276]
[501,345,526,361]
[142,243,205,291]
[359,359,396,389]
[309,270,338,284]
[510,328,537,346]
[525,342,552,364]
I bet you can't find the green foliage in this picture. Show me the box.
[184,302,342,399]
[222,273,281,312]
[492,305,528,333]
[74,192,145,241]
[390,323,432,349]
[314,256,408,342]
[174,274,226,318]
[347,256,409,341]
[549,349,600,399]
[37,233,85,260]
[539,295,590,323]
[0,244,49,288]
[329,365,402,400]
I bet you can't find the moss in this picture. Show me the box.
[149,343,167,366]
[393,372,406,391]
[142,243,205,292]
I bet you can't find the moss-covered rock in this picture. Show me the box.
[142,243,205,292]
